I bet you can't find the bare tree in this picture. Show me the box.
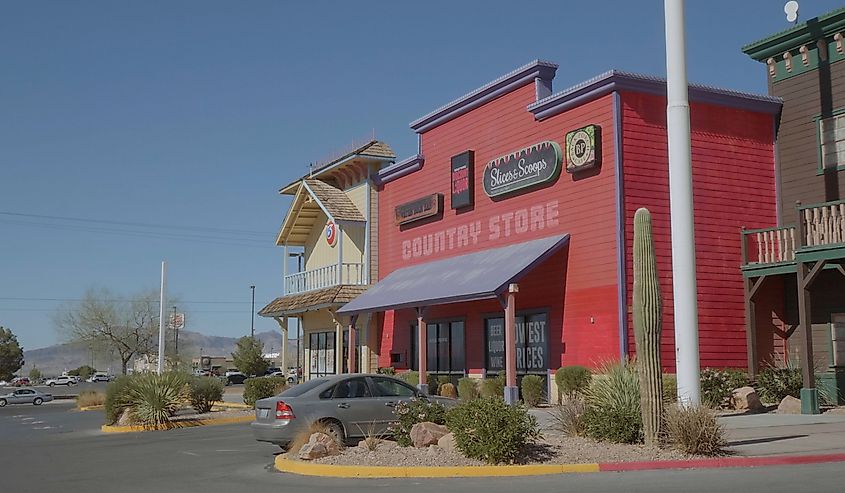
[55,288,160,375]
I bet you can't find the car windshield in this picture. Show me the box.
[280,378,328,397]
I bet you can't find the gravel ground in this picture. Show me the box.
[170,408,253,422]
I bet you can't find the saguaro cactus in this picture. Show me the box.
[633,207,664,446]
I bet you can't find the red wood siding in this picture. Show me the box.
[620,91,778,370]
[378,83,620,371]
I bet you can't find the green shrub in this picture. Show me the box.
[583,361,642,444]
[520,375,544,407]
[189,376,224,413]
[550,398,587,437]
[756,365,802,403]
[391,397,447,447]
[104,375,132,425]
[662,374,678,403]
[457,378,479,401]
[243,376,287,407]
[439,382,458,399]
[663,405,726,456]
[436,375,451,394]
[399,371,433,390]
[121,372,190,428]
[377,367,396,375]
[446,397,541,464]
[700,368,750,408]
[555,366,592,403]
[479,374,505,399]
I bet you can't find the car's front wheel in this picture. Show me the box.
[0,399,6,407]
[48,382,55,387]
[33,397,43,405]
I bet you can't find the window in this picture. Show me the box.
[309,331,335,377]
[372,377,416,397]
[484,312,549,374]
[820,113,845,170]
[410,320,465,374]
[331,378,372,399]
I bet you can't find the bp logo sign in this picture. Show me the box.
[566,124,601,173]
[325,221,337,247]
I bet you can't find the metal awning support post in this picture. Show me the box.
[416,307,429,395]
[504,283,519,405]
[347,315,359,374]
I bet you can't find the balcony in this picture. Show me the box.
[742,200,845,274]
[284,263,366,295]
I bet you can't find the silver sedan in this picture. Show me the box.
[251,373,456,449]
[0,388,54,407]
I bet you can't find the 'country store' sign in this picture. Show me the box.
[483,141,562,198]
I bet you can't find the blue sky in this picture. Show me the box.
[2,1,842,350]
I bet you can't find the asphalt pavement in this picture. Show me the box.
[3,400,845,492]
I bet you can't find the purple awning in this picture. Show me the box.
[337,234,569,315]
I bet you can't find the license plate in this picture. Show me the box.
[258,409,270,419]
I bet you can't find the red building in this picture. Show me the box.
[338,60,781,398]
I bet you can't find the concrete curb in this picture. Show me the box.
[212,401,252,410]
[101,415,254,434]
[78,405,105,411]
[274,452,845,478]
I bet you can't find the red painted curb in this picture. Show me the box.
[599,453,845,472]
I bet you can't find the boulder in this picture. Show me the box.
[732,387,764,412]
[437,432,457,453]
[778,395,802,414]
[117,409,134,427]
[379,440,398,451]
[410,421,449,448]
[298,432,340,460]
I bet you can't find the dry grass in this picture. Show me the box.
[287,421,343,456]
[663,405,727,456]
[77,390,106,409]
[549,398,587,437]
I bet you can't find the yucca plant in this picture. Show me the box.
[121,372,190,428]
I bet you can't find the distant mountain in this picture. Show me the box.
[22,330,299,376]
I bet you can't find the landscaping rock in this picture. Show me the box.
[437,432,457,453]
[117,409,134,427]
[410,421,448,448]
[380,440,398,451]
[778,395,802,414]
[732,387,764,412]
[299,432,340,460]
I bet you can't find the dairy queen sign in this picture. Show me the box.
[483,141,562,198]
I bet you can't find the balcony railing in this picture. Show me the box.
[284,263,366,295]
[742,199,845,266]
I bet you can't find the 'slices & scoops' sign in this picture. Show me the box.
[483,141,562,198]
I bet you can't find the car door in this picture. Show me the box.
[369,376,419,434]
[329,377,381,439]
[11,389,32,404]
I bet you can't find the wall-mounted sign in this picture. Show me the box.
[566,124,601,173]
[394,193,443,226]
[485,312,549,372]
[483,141,562,198]
[325,221,338,247]
[451,150,474,209]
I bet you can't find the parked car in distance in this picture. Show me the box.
[45,376,77,387]
[251,374,457,449]
[265,367,282,376]
[87,373,111,383]
[0,388,53,407]
[225,371,247,385]
[11,377,31,387]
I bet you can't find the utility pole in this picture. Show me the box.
[157,260,167,374]
[250,285,256,338]
[664,0,701,406]
[172,305,179,370]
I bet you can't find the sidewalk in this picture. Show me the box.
[530,408,845,457]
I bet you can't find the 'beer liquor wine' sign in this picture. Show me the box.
[450,150,474,209]
[483,141,562,198]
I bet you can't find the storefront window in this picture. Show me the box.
[410,320,465,374]
[309,331,335,378]
[484,312,549,374]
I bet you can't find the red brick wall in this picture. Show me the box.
[620,91,778,370]
[378,83,621,371]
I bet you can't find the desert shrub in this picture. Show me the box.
[121,372,190,428]
[583,361,642,444]
[521,375,544,407]
[189,376,224,413]
[479,374,505,399]
[700,368,750,408]
[756,365,802,403]
[243,376,287,407]
[446,397,540,464]
[439,382,458,399]
[391,397,447,447]
[663,405,727,456]
[435,375,451,394]
[550,398,587,437]
[662,374,678,403]
[457,378,479,401]
[555,366,592,403]
[399,371,434,391]
[377,367,396,375]
[77,390,106,409]
[104,375,132,425]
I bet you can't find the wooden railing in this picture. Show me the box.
[284,263,365,295]
[742,199,845,266]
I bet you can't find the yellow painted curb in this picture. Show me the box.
[78,405,105,411]
[274,455,600,478]
[212,401,252,410]
[101,414,254,434]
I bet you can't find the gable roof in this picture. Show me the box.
[276,179,364,246]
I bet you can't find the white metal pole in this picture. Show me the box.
[157,260,167,374]
[664,0,700,406]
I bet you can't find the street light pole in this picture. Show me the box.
[250,285,256,339]
[172,305,179,369]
